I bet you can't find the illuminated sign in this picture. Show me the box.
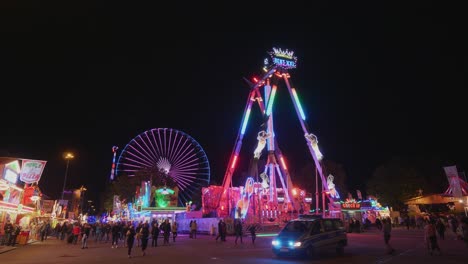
[341,198,361,210]
[2,160,21,184]
[5,160,21,173]
[268,47,298,69]
[3,169,18,184]
[20,159,47,183]
[155,187,176,208]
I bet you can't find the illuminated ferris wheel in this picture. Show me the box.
[116,128,210,205]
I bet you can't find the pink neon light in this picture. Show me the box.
[231,155,238,169]
[280,156,288,170]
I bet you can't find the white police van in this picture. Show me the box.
[271,215,347,258]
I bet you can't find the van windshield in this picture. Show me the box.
[282,221,312,233]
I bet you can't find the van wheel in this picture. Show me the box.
[305,246,316,259]
[336,242,345,255]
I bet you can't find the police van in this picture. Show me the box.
[271,215,347,258]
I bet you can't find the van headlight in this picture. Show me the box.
[272,240,280,247]
[293,241,302,247]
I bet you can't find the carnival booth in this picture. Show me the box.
[0,158,47,244]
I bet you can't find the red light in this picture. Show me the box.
[253,77,259,83]
[231,155,238,169]
[280,156,288,170]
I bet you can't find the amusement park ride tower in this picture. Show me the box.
[216,48,341,223]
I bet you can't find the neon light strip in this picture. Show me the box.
[266,86,277,116]
[292,88,306,120]
[231,155,238,169]
[6,184,24,192]
[0,201,35,213]
[280,156,288,170]
[241,107,252,135]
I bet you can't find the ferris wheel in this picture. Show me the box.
[116,128,210,205]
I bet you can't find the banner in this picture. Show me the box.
[20,159,47,183]
[41,200,55,214]
[444,165,463,198]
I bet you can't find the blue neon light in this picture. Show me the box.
[241,108,251,135]
[266,87,277,116]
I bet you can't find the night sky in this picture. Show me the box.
[1,3,466,207]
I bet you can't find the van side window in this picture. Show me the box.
[333,220,344,230]
[310,222,321,235]
[323,219,334,231]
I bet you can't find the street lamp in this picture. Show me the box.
[61,152,75,200]
[79,185,87,215]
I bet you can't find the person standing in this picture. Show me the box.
[382,218,395,254]
[215,219,223,242]
[3,220,13,246]
[162,219,171,245]
[188,220,193,238]
[72,223,81,245]
[190,220,198,239]
[436,218,446,240]
[172,221,178,242]
[221,220,227,242]
[126,224,136,258]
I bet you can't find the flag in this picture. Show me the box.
[356,190,362,200]
[444,165,463,198]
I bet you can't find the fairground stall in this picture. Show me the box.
[340,197,390,223]
[0,158,47,244]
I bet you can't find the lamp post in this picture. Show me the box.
[61,152,75,200]
[79,185,87,216]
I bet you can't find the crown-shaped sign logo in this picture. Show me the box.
[271,47,295,59]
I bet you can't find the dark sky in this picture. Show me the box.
[1,2,466,206]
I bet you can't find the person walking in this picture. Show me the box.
[126,224,136,258]
[140,222,150,256]
[111,223,120,248]
[382,218,395,254]
[81,223,91,249]
[248,224,257,244]
[234,220,243,245]
[151,222,160,247]
[215,219,223,242]
[425,219,441,255]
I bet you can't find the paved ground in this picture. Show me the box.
[1,227,467,264]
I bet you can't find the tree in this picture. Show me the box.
[367,156,430,210]
[101,174,139,213]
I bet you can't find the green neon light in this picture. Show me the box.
[292,89,306,120]
[257,233,278,237]
[155,188,175,208]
